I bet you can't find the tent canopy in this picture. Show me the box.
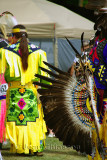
[0,0,95,39]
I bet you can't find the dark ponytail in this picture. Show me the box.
[20,34,29,71]
[12,24,29,71]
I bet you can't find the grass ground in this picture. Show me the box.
[1,137,88,160]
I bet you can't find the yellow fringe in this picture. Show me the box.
[88,108,107,160]
[6,80,47,154]
[0,48,49,85]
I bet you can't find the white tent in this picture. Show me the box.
[0,0,95,69]
[0,0,95,39]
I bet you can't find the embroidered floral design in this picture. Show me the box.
[10,44,16,48]
[28,107,33,113]
[18,98,26,110]
[13,43,20,52]
[28,45,32,53]
[10,107,15,112]
[18,88,26,96]
[19,88,25,93]
[30,93,34,99]
[18,111,25,123]
[30,44,36,48]
[11,94,15,98]
[7,88,39,125]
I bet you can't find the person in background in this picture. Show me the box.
[81,40,90,62]
[7,33,13,45]
[0,24,50,156]
[0,28,8,160]
[68,40,91,77]
[88,13,107,160]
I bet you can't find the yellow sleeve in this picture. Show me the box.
[0,48,6,74]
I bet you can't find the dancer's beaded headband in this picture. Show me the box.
[12,28,27,33]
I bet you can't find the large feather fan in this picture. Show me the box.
[33,60,96,155]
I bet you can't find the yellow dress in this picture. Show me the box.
[0,42,49,154]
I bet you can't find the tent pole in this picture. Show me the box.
[54,38,58,67]
[53,24,58,68]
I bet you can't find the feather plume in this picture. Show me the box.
[39,66,70,81]
[65,37,81,59]
[81,32,84,51]
[34,61,95,155]
[0,11,18,28]
[35,74,67,85]
[33,81,53,89]
[43,61,69,75]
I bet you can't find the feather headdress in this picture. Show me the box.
[0,11,18,28]
[0,11,18,39]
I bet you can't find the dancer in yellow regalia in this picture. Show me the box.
[0,24,49,156]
